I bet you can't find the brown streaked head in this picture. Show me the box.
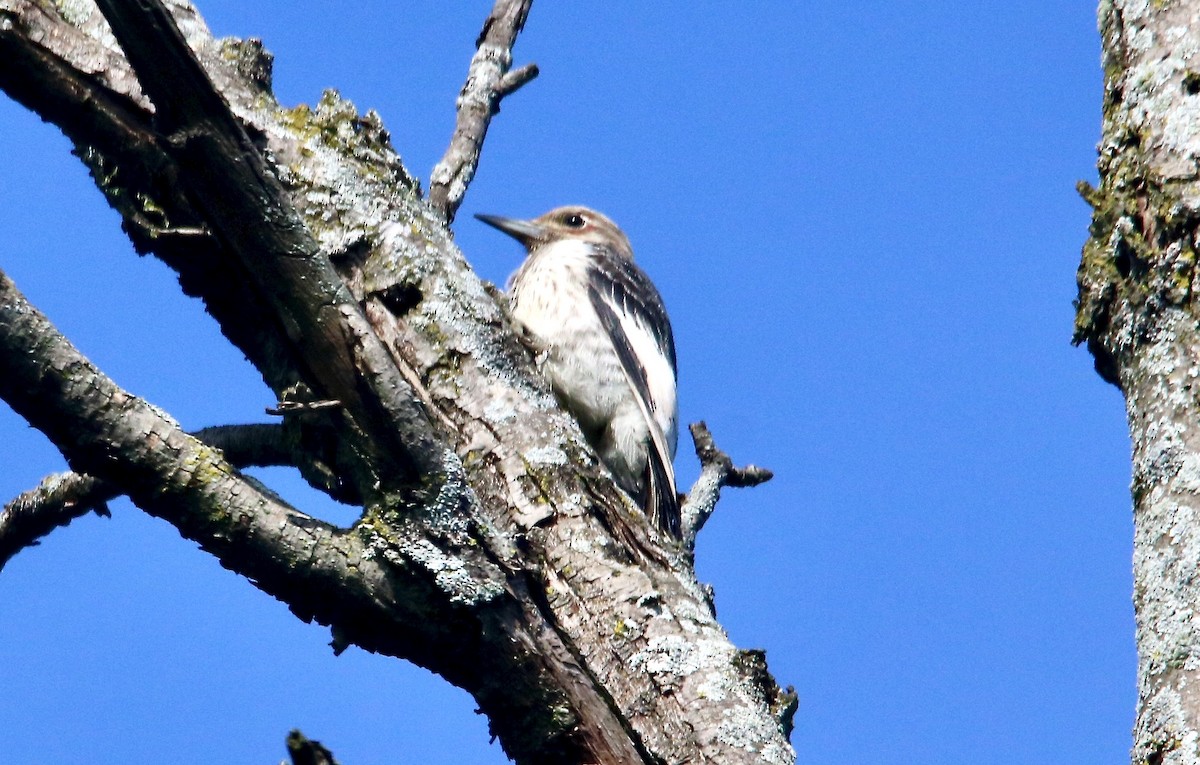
[475,206,635,260]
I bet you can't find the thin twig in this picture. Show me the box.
[428,0,537,224]
[680,421,773,548]
[266,399,342,416]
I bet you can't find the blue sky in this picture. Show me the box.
[0,3,1129,764]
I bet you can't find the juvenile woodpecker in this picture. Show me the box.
[476,206,680,538]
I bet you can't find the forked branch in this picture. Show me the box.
[682,421,774,547]
[0,3,796,761]
[428,0,537,223]
[0,266,380,619]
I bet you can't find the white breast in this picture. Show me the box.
[510,241,623,423]
[508,240,675,493]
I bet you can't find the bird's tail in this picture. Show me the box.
[645,456,681,539]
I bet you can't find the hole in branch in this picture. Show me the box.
[375,283,424,316]
[1114,238,1133,278]
[1184,71,1200,95]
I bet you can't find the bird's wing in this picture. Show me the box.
[586,257,680,538]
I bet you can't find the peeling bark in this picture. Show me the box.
[0,1,794,762]
[1077,2,1200,762]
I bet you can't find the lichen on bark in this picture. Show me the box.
[0,1,795,762]
[1078,2,1200,763]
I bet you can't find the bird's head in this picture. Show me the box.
[476,206,634,261]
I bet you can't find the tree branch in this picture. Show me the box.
[428,0,537,224]
[497,61,540,98]
[92,0,448,496]
[0,4,797,762]
[681,421,774,548]
[0,265,399,631]
[0,424,294,571]
[0,472,110,572]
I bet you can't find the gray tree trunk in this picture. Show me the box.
[0,1,794,763]
[1078,2,1200,762]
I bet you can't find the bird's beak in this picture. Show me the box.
[475,213,546,247]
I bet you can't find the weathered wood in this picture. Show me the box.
[0,1,794,762]
[1077,2,1200,762]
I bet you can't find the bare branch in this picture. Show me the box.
[265,400,342,416]
[681,421,774,548]
[0,472,109,572]
[0,423,297,571]
[497,62,540,98]
[428,0,537,224]
[0,266,395,626]
[0,5,798,761]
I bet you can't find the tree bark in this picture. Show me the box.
[1077,2,1200,762]
[0,1,795,763]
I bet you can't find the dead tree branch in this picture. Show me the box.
[682,421,774,548]
[0,2,793,762]
[0,423,293,571]
[0,266,384,625]
[0,472,110,572]
[428,0,537,223]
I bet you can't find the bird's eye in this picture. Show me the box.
[563,213,586,228]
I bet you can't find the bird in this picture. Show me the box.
[476,206,681,538]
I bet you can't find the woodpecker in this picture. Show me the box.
[476,206,680,538]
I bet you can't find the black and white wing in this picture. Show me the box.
[586,253,680,538]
